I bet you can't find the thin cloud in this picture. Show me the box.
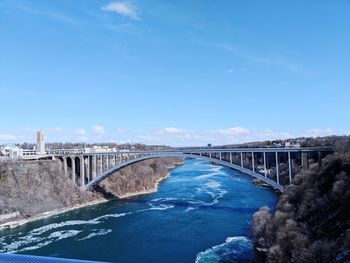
[306,128,335,138]
[24,127,63,133]
[92,125,105,136]
[16,5,76,26]
[156,127,190,135]
[115,128,128,133]
[190,40,301,73]
[47,127,64,133]
[102,1,139,20]
[74,128,87,136]
[218,43,300,73]
[0,134,18,141]
[214,127,250,136]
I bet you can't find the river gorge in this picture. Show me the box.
[0,158,276,262]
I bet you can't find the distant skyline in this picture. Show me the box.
[1,0,349,146]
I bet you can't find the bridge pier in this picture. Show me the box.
[301,152,309,174]
[288,151,292,183]
[240,152,243,168]
[99,155,103,175]
[252,152,255,173]
[263,152,267,178]
[62,156,68,177]
[71,156,76,184]
[91,156,97,180]
[80,156,85,187]
[275,152,279,185]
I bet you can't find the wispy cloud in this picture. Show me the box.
[226,67,247,74]
[102,1,139,20]
[131,127,349,147]
[47,127,64,133]
[306,128,335,138]
[24,127,64,133]
[156,127,190,135]
[16,5,76,26]
[190,40,301,73]
[213,127,250,136]
[74,128,86,136]
[92,125,105,136]
[115,128,128,133]
[0,134,18,141]
[213,43,300,73]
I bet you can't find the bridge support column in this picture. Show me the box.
[80,156,85,187]
[301,152,309,174]
[106,155,110,170]
[240,152,243,168]
[275,152,279,185]
[110,155,114,167]
[114,155,118,165]
[99,155,103,175]
[92,156,97,180]
[63,157,68,177]
[219,152,222,160]
[230,152,232,164]
[288,151,292,183]
[252,152,255,173]
[71,157,76,184]
[209,152,212,158]
[263,152,267,177]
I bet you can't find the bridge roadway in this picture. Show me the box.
[22,147,332,192]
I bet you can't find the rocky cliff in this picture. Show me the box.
[0,157,182,221]
[101,157,183,197]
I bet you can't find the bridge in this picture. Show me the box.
[24,147,332,192]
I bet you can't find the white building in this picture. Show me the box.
[0,145,23,159]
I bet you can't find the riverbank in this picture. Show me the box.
[0,198,108,230]
[116,170,171,199]
[0,160,183,230]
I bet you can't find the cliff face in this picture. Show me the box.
[0,160,96,218]
[100,157,183,197]
[252,153,350,263]
[0,157,183,220]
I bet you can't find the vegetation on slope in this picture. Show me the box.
[252,153,350,262]
[0,157,182,220]
[0,160,97,218]
[101,157,182,197]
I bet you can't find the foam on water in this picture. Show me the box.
[0,213,127,253]
[194,166,227,180]
[79,229,112,241]
[195,179,228,206]
[195,236,253,263]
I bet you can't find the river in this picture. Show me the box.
[0,158,276,262]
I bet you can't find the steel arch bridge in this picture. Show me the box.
[23,147,333,192]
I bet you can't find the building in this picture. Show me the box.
[0,145,23,159]
[36,131,45,154]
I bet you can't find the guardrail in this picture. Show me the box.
[0,253,107,263]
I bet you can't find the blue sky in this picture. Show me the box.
[0,0,349,146]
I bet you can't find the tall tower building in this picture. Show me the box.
[37,131,46,154]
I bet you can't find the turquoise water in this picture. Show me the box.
[0,159,276,262]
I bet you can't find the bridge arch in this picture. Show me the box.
[84,153,283,191]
